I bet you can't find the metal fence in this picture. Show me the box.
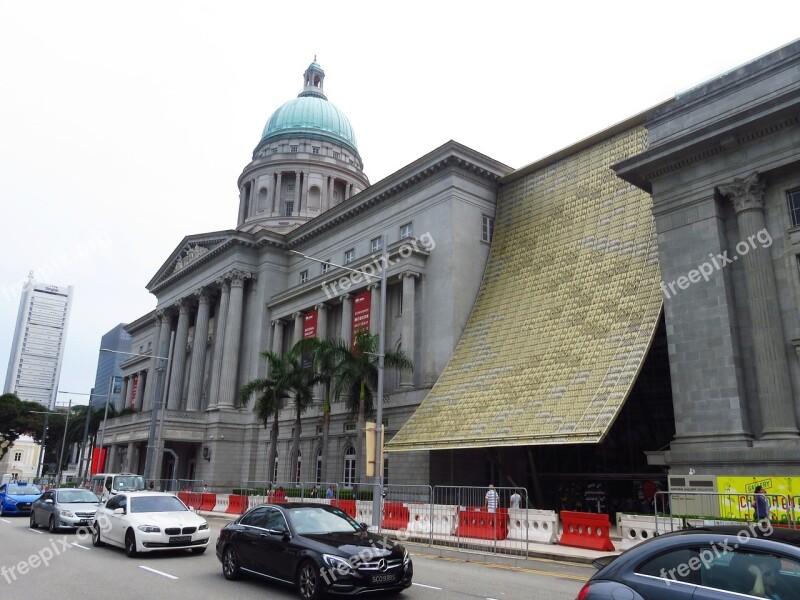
[653,491,798,530]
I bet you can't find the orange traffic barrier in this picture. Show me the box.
[199,493,217,511]
[559,511,615,551]
[331,499,357,518]
[381,502,410,530]
[227,494,248,514]
[456,507,508,540]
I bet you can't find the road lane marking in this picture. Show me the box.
[30,528,45,534]
[413,583,443,590]
[71,542,90,550]
[0,519,10,524]
[420,554,589,581]
[139,566,179,579]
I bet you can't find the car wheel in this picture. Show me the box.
[125,530,137,558]
[296,560,323,600]
[222,545,241,580]
[29,513,38,528]
[49,516,58,533]
[191,547,206,555]
[92,523,105,547]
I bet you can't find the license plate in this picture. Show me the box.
[371,574,397,584]
[79,520,91,526]
[170,535,191,543]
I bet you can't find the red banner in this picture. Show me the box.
[352,290,371,346]
[130,374,138,409]
[91,448,106,475]
[304,310,318,338]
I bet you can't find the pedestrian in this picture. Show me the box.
[752,485,770,524]
[485,484,499,513]
[326,484,335,499]
[202,482,209,493]
[509,490,521,509]
[310,484,318,498]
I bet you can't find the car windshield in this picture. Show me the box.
[114,476,146,491]
[130,495,188,513]
[289,507,362,535]
[56,490,100,503]
[7,485,41,495]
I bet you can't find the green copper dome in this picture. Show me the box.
[260,96,359,156]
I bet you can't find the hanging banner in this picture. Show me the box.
[130,374,138,410]
[302,310,318,368]
[91,448,106,476]
[352,290,371,346]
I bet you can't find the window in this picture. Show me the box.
[315,448,322,484]
[321,260,332,275]
[344,249,355,264]
[300,270,308,284]
[240,506,268,527]
[371,237,382,253]
[333,152,340,160]
[13,451,22,462]
[383,456,388,485]
[344,422,356,432]
[272,148,278,154]
[400,222,413,238]
[264,507,287,531]
[287,184,295,193]
[482,215,495,242]
[295,451,302,483]
[788,188,800,227]
[290,145,298,153]
[312,146,320,154]
[343,447,356,486]
[637,547,700,584]
[284,202,294,216]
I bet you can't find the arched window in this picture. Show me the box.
[343,447,356,487]
[308,186,321,210]
[272,453,279,483]
[316,448,323,484]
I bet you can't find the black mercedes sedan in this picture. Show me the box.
[577,524,800,600]
[216,502,413,599]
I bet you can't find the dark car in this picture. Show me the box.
[0,482,41,516]
[216,503,413,599]
[577,524,800,600]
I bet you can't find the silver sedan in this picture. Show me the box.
[30,488,101,532]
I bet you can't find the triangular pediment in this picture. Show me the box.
[147,230,236,291]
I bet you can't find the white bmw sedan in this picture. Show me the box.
[92,491,210,557]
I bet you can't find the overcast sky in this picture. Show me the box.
[1,1,797,407]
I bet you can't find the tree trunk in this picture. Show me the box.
[267,411,279,485]
[291,409,301,483]
[356,380,366,483]
[321,381,331,482]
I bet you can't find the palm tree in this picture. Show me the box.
[293,336,350,482]
[334,330,413,483]
[238,351,292,486]
[283,346,321,483]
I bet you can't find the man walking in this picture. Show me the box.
[485,484,499,513]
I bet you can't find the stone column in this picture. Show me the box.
[347,182,353,199]
[718,172,799,440]
[294,171,301,212]
[134,371,146,411]
[369,283,380,335]
[150,311,172,411]
[341,294,353,347]
[143,316,164,411]
[119,377,129,413]
[125,442,136,472]
[186,289,211,411]
[272,319,285,356]
[237,187,246,225]
[399,272,418,388]
[217,270,249,408]
[167,299,191,410]
[293,312,304,346]
[303,170,310,211]
[208,282,230,409]
[124,375,135,411]
[273,172,283,214]
[315,303,328,340]
[107,444,118,472]
[327,176,334,209]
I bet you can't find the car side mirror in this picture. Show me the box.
[45,499,54,504]
[268,525,288,537]
[359,522,369,531]
[113,508,125,515]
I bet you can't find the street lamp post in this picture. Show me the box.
[291,233,388,528]
[56,399,72,485]
[56,389,109,479]
[30,401,73,483]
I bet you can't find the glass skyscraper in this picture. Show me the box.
[91,324,131,409]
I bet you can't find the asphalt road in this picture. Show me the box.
[0,514,591,599]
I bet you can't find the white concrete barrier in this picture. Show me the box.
[432,504,458,535]
[248,495,265,509]
[356,500,373,524]
[407,503,433,534]
[618,514,683,549]
[213,494,230,513]
[507,509,559,544]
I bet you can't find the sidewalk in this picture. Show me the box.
[198,508,621,566]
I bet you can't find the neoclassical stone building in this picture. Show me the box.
[103,60,512,486]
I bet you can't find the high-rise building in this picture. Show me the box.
[3,273,74,408]
[91,324,131,409]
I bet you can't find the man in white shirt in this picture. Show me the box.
[510,491,521,509]
[485,484,499,513]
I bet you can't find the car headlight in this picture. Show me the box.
[323,554,354,575]
[199,522,209,530]
[58,509,75,518]
[403,548,410,565]
[138,525,161,533]
[6,498,17,505]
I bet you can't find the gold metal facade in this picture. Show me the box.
[388,126,662,451]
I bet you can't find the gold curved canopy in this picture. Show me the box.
[388,126,662,451]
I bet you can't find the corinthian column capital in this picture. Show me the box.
[717,171,765,214]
